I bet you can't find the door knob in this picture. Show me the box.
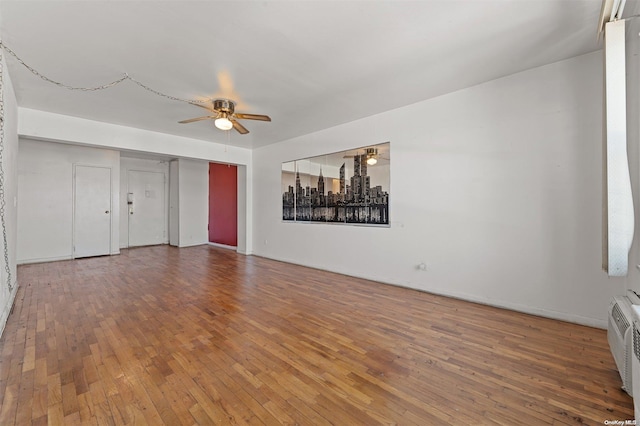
[105,210,109,214]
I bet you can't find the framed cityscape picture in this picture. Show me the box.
[282,142,390,226]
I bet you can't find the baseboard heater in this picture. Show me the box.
[608,290,640,395]
[631,306,640,419]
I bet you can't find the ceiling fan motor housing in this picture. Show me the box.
[213,99,235,114]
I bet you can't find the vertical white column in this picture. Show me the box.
[169,160,180,246]
[236,164,248,254]
[605,19,634,276]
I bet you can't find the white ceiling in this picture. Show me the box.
[0,0,618,150]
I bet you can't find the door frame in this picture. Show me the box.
[72,164,113,259]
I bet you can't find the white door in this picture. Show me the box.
[74,165,112,258]
[128,170,166,247]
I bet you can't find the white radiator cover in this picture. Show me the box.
[608,291,640,395]
[631,306,640,420]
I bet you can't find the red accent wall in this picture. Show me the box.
[209,163,237,246]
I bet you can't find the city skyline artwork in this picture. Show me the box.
[282,142,390,225]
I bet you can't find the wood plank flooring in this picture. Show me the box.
[0,244,633,425]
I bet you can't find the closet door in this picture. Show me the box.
[74,165,111,258]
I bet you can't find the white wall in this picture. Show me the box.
[119,157,169,248]
[252,51,624,328]
[0,53,19,335]
[177,158,208,247]
[17,139,120,263]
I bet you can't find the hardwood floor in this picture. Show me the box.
[0,245,633,425]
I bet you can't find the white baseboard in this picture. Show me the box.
[17,255,72,265]
[18,251,123,265]
[178,242,208,248]
[121,241,168,249]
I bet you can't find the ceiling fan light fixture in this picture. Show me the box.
[215,115,233,131]
[365,147,378,165]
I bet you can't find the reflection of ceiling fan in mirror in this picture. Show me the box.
[179,99,271,134]
[343,147,388,165]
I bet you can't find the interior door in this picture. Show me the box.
[209,163,237,246]
[74,165,112,258]
[128,170,166,247]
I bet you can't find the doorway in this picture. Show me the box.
[74,165,112,258]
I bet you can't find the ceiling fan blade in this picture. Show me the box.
[178,115,216,124]
[234,113,271,122]
[189,102,216,113]
[232,120,249,134]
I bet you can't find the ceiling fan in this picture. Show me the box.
[179,99,271,134]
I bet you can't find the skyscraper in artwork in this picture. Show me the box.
[295,169,303,200]
[318,167,324,195]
